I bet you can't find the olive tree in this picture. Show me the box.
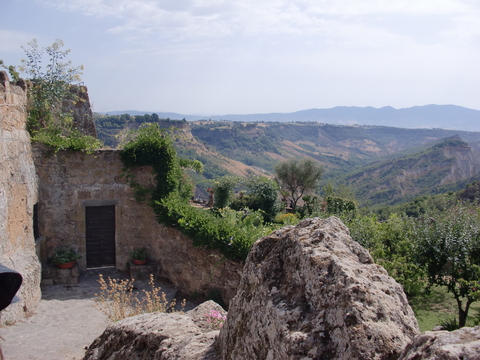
[274,158,324,211]
[414,203,480,327]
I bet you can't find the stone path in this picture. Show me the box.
[0,268,190,360]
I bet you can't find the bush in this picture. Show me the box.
[154,194,277,261]
[274,213,299,225]
[213,176,240,208]
[121,125,282,262]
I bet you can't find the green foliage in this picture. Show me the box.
[120,123,187,201]
[413,202,480,327]
[212,175,281,222]
[296,195,324,219]
[275,158,324,211]
[154,194,277,261]
[175,147,229,180]
[241,176,281,222]
[439,317,460,331]
[347,214,426,297]
[52,247,80,264]
[274,212,299,225]
[32,127,103,154]
[325,196,356,216]
[21,39,83,131]
[121,125,279,261]
[130,248,148,261]
[12,39,102,153]
[213,176,241,208]
[0,59,20,81]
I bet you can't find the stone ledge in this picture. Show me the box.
[41,262,79,285]
[128,260,159,281]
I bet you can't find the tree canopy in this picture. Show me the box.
[274,158,324,211]
[413,203,480,327]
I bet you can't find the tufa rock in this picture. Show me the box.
[0,71,41,325]
[398,326,480,360]
[217,217,420,360]
[82,300,224,360]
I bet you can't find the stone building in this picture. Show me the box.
[33,146,242,303]
[33,80,241,302]
[0,71,241,327]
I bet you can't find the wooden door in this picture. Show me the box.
[85,205,116,268]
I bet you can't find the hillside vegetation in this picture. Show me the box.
[95,113,480,206]
[118,123,480,331]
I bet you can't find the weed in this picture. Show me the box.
[439,317,460,331]
[94,274,185,322]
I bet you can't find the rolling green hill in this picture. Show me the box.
[94,113,480,206]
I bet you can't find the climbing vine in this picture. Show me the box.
[120,123,278,261]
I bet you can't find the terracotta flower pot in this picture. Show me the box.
[57,261,75,269]
[133,259,147,265]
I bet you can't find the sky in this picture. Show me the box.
[1,0,479,115]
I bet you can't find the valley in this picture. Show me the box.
[95,113,480,207]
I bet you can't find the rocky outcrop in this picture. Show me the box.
[217,217,420,360]
[0,71,41,325]
[83,301,225,360]
[398,326,480,360]
[63,85,97,137]
[84,217,420,360]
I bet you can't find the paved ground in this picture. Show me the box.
[0,268,191,360]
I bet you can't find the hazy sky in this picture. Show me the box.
[1,0,479,115]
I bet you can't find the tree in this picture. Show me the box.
[243,176,280,222]
[274,158,324,211]
[414,202,480,327]
[213,176,241,208]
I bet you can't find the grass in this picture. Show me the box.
[409,285,480,332]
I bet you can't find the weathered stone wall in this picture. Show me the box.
[33,148,242,303]
[63,85,97,137]
[0,71,41,325]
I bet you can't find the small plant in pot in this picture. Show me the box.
[52,247,80,269]
[130,248,148,265]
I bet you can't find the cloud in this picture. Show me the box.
[36,0,479,53]
[0,29,35,53]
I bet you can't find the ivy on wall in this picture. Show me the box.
[120,123,278,261]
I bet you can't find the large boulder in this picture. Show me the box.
[83,301,225,360]
[398,326,480,360]
[217,217,420,360]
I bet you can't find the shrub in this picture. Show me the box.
[121,126,282,261]
[213,176,240,208]
[274,213,299,225]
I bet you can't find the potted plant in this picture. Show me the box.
[52,247,80,269]
[130,248,148,265]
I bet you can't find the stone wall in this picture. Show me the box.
[63,85,97,137]
[0,71,41,325]
[33,147,242,303]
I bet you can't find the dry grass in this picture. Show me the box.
[94,274,185,322]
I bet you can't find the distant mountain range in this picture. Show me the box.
[102,105,480,132]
